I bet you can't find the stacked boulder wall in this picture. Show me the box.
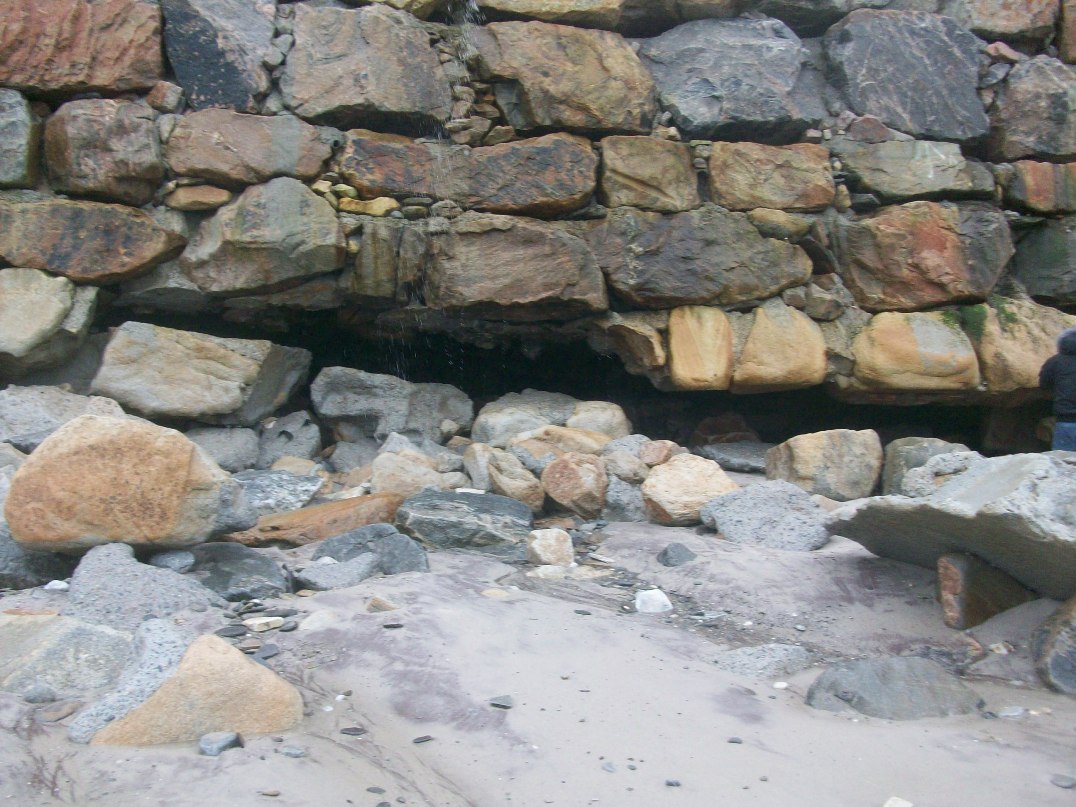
[826,452,1076,600]
[3,415,253,552]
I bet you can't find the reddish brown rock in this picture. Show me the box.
[590,204,812,308]
[472,21,657,134]
[225,493,405,548]
[44,99,163,206]
[1005,161,1076,213]
[0,0,163,95]
[638,440,687,467]
[599,136,699,212]
[540,453,608,519]
[0,194,185,285]
[166,109,332,189]
[832,201,1013,312]
[335,131,596,218]
[280,4,451,129]
[708,142,834,212]
[961,0,1059,43]
[989,56,1076,162]
[425,212,608,321]
[164,186,232,211]
[937,553,1035,630]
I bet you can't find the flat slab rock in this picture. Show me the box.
[395,490,534,549]
[806,656,983,720]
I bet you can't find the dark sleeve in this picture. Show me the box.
[1041,356,1058,390]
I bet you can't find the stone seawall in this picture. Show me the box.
[1,0,1075,406]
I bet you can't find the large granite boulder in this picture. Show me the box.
[541,452,608,519]
[598,136,699,213]
[472,20,657,135]
[281,4,452,130]
[589,204,812,308]
[4,415,253,552]
[0,90,41,189]
[827,452,1076,600]
[161,0,274,113]
[0,0,163,95]
[0,193,185,285]
[90,322,311,426]
[831,139,994,203]
[989,57,1076,162]
[766,428,883,501]
[335,131,597,218]
[637,17,822,142]
[395,489,534,548]
[640,453,738,526]
[849,311,981,392]
[180,177,344,296]
[44,99,163,206]
[824,10,988,143]
[426,213,608,321]
[0,269,98,379]
[0,385,124,453]
[831,201,1013,312]
[708,142,834,212]
[1010,216,1076,306]
[166,109,332,188]
[311,367,473,443]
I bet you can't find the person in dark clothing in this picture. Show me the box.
[1039,326,1076,450]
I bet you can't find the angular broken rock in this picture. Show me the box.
[0,385,125,454]
[233,470,323,518]
[0,193,185,285]
[641,453,738,526]
[0,0,163,95]
[167,109,332,188]
[0,271,96,380]
[989,57,1076,162]
[295,554,380,592]
[180,177,344,297]
[709,142,834,212]
[766,429,883,501]
[831,139,994,203]
[186,543,288,601]
[1032,596,1076,694]
[827,452,1076,600]
[91,322,311,426]
[473,20,656,135]
[882,437,970,496]
[394,490,534,548]
[806,657,982,720]
[186,427,259,474]
[0,89,41,189]
[5,416,253,553]
[526,528,574,567]
[937,553,1035,630]
[700,480,829,552]
[72,627,302,745]
[598,136,699,213]
[541,453,608,520]
[280,4,451,129]
[312,367,473,444]
[824,10,989,143]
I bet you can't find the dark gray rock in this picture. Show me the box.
[62,544,222,632]
[312,523,400,562]
[186,542,289,601]
[199,731,244,756]
[21,683,57,704]
[989,57,1076,162]
[700,480,830,551]
[602,434,650,458]
[161,0,274,113]
[312,524,429,575]
[0,521,77,590]
[0,89,40,189]
[712,643,812,679]
[882,437,969,495]
[147,549,196,575]
[753,0,889,36]
[806,656,982,719]
[828,452,1076,600]
[328,438,380,473]
[233,470,323,518]
[257,410,323,470]
[395,490,533,549]
[1011,216,1076,306]
[638,18,822,143]
[69,619,193,744]
[656,542,697,567]
[1032,596,1076,694]
[186,426,259,473]
[600,476,648,523]
[693,442,774,474]
[824,10,989,143]
[294,554,380,591]
[311,367,473,444]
